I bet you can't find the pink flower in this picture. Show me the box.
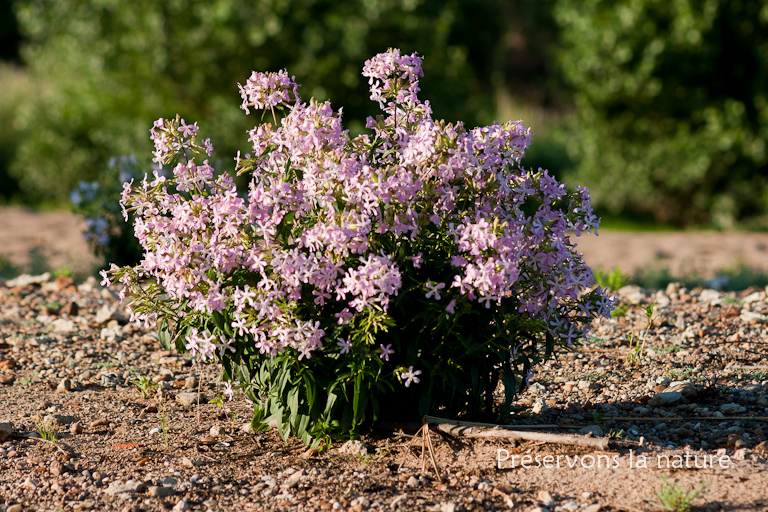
[379,344,395,361]
[336,338,353,354]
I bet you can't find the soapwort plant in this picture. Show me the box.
[102,49,613,444]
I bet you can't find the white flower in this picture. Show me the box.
[400,366,422,387]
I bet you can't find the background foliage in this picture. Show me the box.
[554,0,768,229]
[1,0,767,231]
[5,0,510,203]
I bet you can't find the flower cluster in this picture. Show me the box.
[104,49,613,442]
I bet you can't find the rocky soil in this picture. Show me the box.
[1,273,767,512]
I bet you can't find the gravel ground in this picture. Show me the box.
[1,274,767,512]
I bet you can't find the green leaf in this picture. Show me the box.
[158,320,171,351]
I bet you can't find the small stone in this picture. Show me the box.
[61,301,79,316]
[148,485,176,497]
[537,490,554,507]
[104,480,144,495]
[733,448,748,460]
[390,493,408,510]
[176,392,205,407]
[740,311,767,324]
[720,403,747,415]
[0,422,13,441]
[89,418,109,429]
[578,425,603,437]
[50,460,64,476]
[439,503,457,512]
[199,436,217,446]
[181,456,204,467]
[406,476,419,487]
[70,422,83,435]
[44,413,76,426]
[648,392,684,407]
[57,378,73,392]
[528,382,546,395]
[50,319,76,334]
[281,470,303,489]
[665,381,697,398]
[585,505,602,512]
[0,374,14,386]
[184,376,198,389]
[95,304,127,324]
[7,273,52,287]
[578,380,599,391]
[172,498,191,512]
[209,425,224,437]
[338,440,369,457]
[7,504,23,512]
[532,398,549,414]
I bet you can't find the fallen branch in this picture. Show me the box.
[423,415,610,450]
[422,415,560,430]
[598,416,768,423]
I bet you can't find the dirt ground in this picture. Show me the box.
[1,207,768,512]
[3,206,768,279]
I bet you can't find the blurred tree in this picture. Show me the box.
[11,0,511,203]
[555,0,768,228]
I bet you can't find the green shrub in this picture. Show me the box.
[69,155,145,268]
[11,0,509,203]
[555,0,768,228]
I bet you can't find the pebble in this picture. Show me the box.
[532,397,549,414]
[7,504,23,512]
[665,381,697,398]
[537,490,554,507]
[172,499,191,512]
[338,440,369,457]
[578,380,599,391]
[50,319,76,333]
[528,382,546,395]
[104,480,145,495]
[176,392,206,406]
[281,470,304,489]
[720,403,747,415]
[406,476,419,487]
[7,272,52,287]
[89,418,109,429]
[94,304,127,324]
[0,421,13,441]
[56,378,73,392]
[578,425,603,437]
[585,505,602,512]
[149,485,176,497]
[648,392,684,407]
[740,311,767,324]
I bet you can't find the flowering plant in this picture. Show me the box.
[103,49,613,445]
